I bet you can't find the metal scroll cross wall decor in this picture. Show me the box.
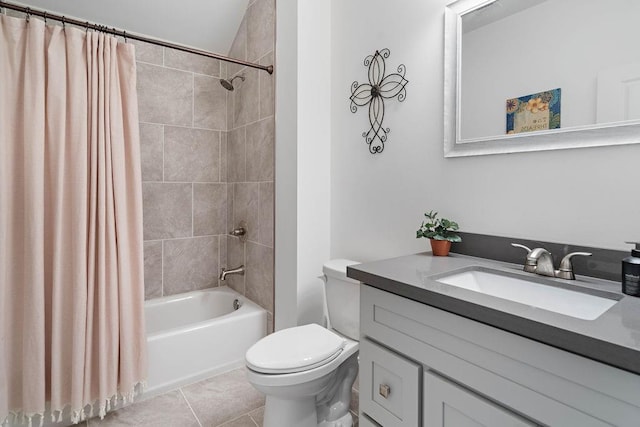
[349,48,408,154]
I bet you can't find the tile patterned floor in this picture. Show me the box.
[88,369,265,427]
[85,367,359,427]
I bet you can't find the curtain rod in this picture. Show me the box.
[0,1,274,74]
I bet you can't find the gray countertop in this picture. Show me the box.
[347,252,640,375]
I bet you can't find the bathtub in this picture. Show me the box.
[145,286,267,395]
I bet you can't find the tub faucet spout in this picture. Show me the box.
[220,265,245,281]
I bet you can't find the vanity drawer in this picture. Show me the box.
[360,338,422,427]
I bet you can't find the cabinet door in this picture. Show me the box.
[360,338,422,427]
[424,371,537,427]
[360,414,383,427]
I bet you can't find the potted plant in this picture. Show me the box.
[416,210,461,256]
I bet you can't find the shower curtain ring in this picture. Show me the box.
[61,16,66,28]
[123,31,127,43]
[25,7,30,22]
[43,11,47,24]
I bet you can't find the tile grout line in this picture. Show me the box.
[215,410,259,427]
[191,183,194,238]
[257,178,262,247]
[242,221,247,295]
[161,124,165,297]
[144,234,227,243]
[229,115,274,137]
[179,388,203,427]
[242,126,247,183]
[138,58,223,79]
[142,181,225,184]
[139,120,227,133]
[258,51,262,120]
[161,124,165,182]
[161,240,164,298]
[192,72,195,128]
[247,406,263,427]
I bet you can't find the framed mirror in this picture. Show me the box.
[444,0,640,157]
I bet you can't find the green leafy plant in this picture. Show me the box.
[416,211,461,242]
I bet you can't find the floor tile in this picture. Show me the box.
[87,390,199,427]
[218,414,257,427]
[181,368,265,427]
[248,407,264,427]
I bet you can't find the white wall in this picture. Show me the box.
[296,1,332,326]
[278,0,640,328]
[275,0,332,329]
[330,0,448,261]
[274,0,299,330]
[329,0,640,264]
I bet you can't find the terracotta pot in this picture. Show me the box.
[430,239,452,256]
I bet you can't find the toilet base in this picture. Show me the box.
[260,353,358,427]
[318,412,353,427]
[263,395,318,427]
[262,395,354,427]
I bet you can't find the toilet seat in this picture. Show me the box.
[246,324,346,374]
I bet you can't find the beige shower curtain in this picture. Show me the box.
[0,14,146,425]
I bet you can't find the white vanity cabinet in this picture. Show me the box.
[359,285,640,427]
[423,371,535,427]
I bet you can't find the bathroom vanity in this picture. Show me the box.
[348,253,640,426]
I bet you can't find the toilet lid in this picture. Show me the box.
[246,324,346,374]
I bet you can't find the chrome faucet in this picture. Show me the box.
[527,247,556,277]
[219,265,245,281]
[511,243,592,280]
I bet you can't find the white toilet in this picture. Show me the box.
[245,259,360,427]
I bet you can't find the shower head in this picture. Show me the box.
[219,74,245,91]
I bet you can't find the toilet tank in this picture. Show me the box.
[323,259,360,340]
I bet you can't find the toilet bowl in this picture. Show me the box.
[245,259,360,427]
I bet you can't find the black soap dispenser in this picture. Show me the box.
[622,242,640,296]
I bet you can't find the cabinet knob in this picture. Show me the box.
[379,383,391,399]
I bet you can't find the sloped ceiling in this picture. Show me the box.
[10,0,249,54]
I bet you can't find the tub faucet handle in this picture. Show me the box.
[230,226,246,237]
[229,221,247,242]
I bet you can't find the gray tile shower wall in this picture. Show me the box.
[224,0,275,327]
[137,41,228,299]
[138,0,275,330]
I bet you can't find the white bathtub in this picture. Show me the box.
[145,286,267,395]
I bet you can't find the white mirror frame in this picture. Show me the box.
[444,0,640,157]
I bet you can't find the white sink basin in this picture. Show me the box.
[436,268,618,320]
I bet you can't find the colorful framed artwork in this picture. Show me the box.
[506,88,561,134]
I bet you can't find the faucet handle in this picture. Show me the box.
[511,243,537,273]
[556,252,592,280]
[229,226,246,237]
[229,221,247,242]
[511,243,532,253]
